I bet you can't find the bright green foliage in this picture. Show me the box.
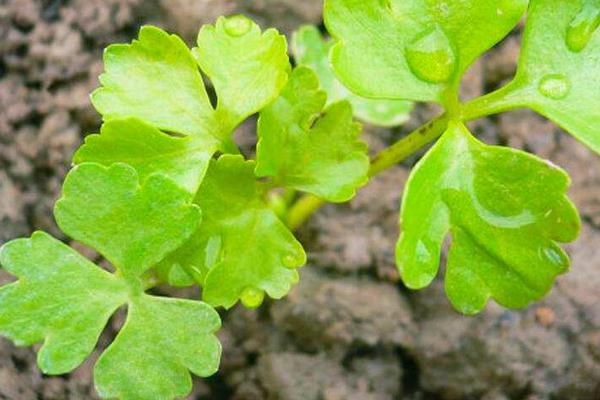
[323,0,528,104]
[92,18,289,155]
[256,67,369,202]
[2,5,599,398]
[292,25,412,127]
[0,232,128,375]
[194,15,291,134]
[160,155,306,309]
[154,261,196,288]
[396,122,580,314]
[92,26,217,140]
[74,118,215,193]
[0,163,221,399]
[54,163,202,278]
[479,0,600,154]
[94,295,221,400]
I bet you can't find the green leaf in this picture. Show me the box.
[92,19,290,152]
[154,261,196,288]
[74,118,215,194]
[323,0,528,104]
[292,25,412,127]
[94,295,221,400]
[161,155,306,309]
[0,232,128,375]
[1,164,222,399]
[477,0,600,154]
[92,26,216,139]
[396,122,580,314]
[194,15,291,133]
[256,67,370,202]
[54,163,202,278]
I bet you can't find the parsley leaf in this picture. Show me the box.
[475,0,600,154]
[1,163,221,399]
[256,67,369,202]
[323,0,528,104]
[74,118,215,194]
[292,25,412,127]
[154,261,196,288]
[396,122,580,314]
[94,295,221,400]
[92,26,216,140]
[54,163,202,278]
[194,15,291,134]
[159,155,306,309]
[92,18,289,173]
[0,232,128,375]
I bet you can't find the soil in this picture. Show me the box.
[1,1,600,399]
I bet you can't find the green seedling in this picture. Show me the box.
[1,1,598,397]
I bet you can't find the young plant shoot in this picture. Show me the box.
[1,1,598,398]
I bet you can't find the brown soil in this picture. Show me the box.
[1,1,600,399]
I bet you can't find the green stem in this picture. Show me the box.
[286,82,521,231]
[368,114,449,176]
[286,114,448,230]
[286,194,326,231]
[461,81,524,120]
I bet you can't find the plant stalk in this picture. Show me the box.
[285,81,522,231]
[285,114,449,230]
[461,82,523,120]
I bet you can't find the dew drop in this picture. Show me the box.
[223,15,252,37]
[405,25,456,84]
[240,287,265,309]
[566,2,600,53]
[538,74,571,100]
[283,254,298,268]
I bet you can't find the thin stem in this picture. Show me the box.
[368,114,449,176]
[286,114,448,230]
[285,82,522,231]
[461,81,524,120]
[286,194,326,231]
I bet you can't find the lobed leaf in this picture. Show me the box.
[74,118,215,194]
[396,122,580,314]
[92,19,290,154]
[154,261,196,288]
[54,163,201,278]
[194,15,291,134]
[292,25,412,127]
[92,26,216,139]
[323,0,528,104]
[1,166,222,399]
[480,0,600,154]
[94,295,221,400]
[0,232,128,375]
[160,155,306,309]
[256,67,370,202]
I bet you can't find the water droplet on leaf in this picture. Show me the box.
[538,74,571,100]
[240,287,265,309]
[223,15,252,37]
[405,25,456,84]
[566,2,600,53]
